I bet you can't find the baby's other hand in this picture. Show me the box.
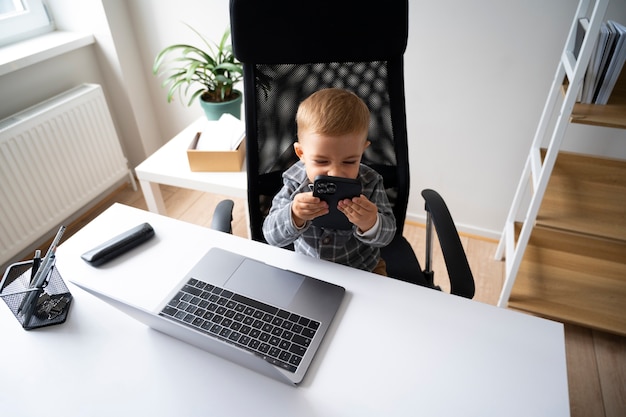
[338,194,378,232]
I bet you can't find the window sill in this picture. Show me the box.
[0,31,94,77]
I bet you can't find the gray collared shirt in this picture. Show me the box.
[262,161,396,272]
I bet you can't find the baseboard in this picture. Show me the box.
[405,212,501,242]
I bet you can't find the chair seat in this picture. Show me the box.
[381,235,429,287]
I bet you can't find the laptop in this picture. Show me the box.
[72,247,345,386]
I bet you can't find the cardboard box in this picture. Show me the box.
[187,132,246,172]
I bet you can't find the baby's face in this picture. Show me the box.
[294,130,369,182]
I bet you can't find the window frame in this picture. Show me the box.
[0,0,53,47]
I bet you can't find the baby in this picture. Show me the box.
[262,88,396,275]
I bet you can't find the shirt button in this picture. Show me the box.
[322,236,332,245]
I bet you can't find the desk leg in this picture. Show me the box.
[139,180,167,214]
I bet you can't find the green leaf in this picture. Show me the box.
[152,24,243,106]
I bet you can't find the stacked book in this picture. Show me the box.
[575,19,626,105]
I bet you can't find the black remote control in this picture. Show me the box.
[80,223,155,266]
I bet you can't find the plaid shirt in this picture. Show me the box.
[262,161,396,272]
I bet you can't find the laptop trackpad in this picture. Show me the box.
[224,259,304,308]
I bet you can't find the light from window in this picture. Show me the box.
[0,0,53,47]
[0,0,26,15]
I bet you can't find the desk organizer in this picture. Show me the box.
[1,259,73,330]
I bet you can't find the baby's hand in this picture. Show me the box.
[291,192,328,227]
[338,194,378,233]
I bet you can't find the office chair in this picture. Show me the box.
[213,0,474,298]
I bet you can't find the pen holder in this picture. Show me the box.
[1,260,73,330]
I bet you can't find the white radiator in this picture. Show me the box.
[0,83,134,266]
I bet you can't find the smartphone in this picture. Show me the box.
[312,175,362,230]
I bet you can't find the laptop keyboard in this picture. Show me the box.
[159,278,320,373]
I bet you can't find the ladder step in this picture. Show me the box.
[538,150,626,241]
[509,224,626,336]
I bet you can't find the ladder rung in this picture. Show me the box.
[530,148,543,190]
[562,50,576,81]
[504,220,515,262]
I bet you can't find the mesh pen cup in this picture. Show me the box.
[1,260,73,330]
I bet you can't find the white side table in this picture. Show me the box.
[135,117,247,214]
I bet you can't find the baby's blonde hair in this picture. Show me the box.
[296,88,370,138]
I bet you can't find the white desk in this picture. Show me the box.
[135,118,247,214]
[0,204,570,416]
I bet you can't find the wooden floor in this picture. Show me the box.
[65,183,626,416]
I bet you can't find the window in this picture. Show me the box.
[0,0,53,47]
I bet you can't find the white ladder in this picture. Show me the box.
[495,0,610,307]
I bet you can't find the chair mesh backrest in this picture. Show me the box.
[230,0,409,242]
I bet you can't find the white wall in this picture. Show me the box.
[124,0,233,142]
[404,0,626,237]
[0,0,161,169]
[2,0,625,240]
[124,0,625,238]
[50,0,162,166]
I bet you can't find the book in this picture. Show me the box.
[195,113,245,151]
[594,20,626,105]
[573,18,587,60]
[581,22,609,103]
[592,21,619,103]
[574,18,588,102]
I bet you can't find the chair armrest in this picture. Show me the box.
[421,189,475,298]
[211,199,235,234]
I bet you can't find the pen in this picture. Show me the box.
[21,285,45,328]
[18,226,66,317]
[32,225,65,287]
[30,249,41,285]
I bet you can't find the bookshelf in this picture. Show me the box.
[496,0,626,327]
[571,68,626,128]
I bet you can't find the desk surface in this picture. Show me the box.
[0,204,570,416]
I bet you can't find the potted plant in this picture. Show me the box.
[152,24,243,120]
